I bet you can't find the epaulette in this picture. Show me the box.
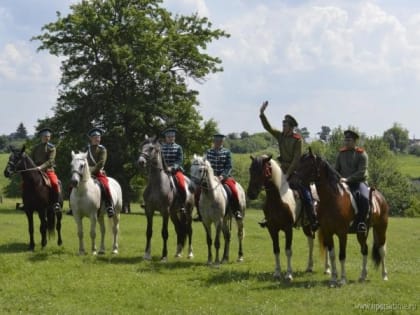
[355,147,364,153]
[47,142,55,148]
[292,133,301,140]
[98,144,105,149]
[339,146,349,152]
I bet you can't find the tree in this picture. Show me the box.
[317,126,331,142]
[15,123,28,139]
[383,123,409,153]
[297,127,310,141]
[32,0,228,208]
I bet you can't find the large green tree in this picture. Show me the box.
[383,122,409,153]
[32,0,228,209]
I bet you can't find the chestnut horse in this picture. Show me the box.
[247,154,325,281]
[296,149,389,285]
[4,146,63,250]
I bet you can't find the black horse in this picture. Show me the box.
[4,146,63,250]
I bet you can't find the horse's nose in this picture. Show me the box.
[71,178,79,187]
[3,169,10,178]
[138,157,146,167]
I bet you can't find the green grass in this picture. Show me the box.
[0,198,418,315]
[396,154,420,179]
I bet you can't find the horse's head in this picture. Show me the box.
[247,154,273,200]
[4,145,28,178]
[70,151,89,187]
[138,136,160,168]
[296,148,321,185]
[190,154,207,185]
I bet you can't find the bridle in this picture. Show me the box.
[7,152,39,175]
[191,160,221,191]
[71,157,89,182]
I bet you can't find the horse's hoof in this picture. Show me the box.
[324,268,332,275]
[305,268,313,273]
[237,256,244,263]
[187,253,194,259]
[57,240,63,246]
[273,272,281,279]
[174,253,182,258]
[79,251,86,256]
[143,253,152,261]
[329,280,338,288]
[284,274,293,282]
[92,251,97,256]
[383,275,389,281]
[160,257,168,262]
[112,249,119,255]
[98,250,105,255]
[338,278,347,286]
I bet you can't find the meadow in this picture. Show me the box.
[0,197,419,315]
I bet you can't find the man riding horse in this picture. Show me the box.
[258,101,319,232]
[86,127,115,218]
[31,127,62,213]
[160,127,188,212]
[336,129,369,234]
[203,133,243,221]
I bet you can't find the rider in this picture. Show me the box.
[335,129,369,234]
[204,133,243,220]
[86,127,115,218]
[31,127,62,213]
[259,101,319,231]
[160,127,188,212]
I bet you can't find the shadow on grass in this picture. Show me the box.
[0,242,28,253]
[0,208,25,215]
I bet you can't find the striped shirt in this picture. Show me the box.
[161,142,183,170]
[205,147,232,178]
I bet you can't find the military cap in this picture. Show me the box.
[344,129,359,140]
[88,127,103,137]
[213,134,226,139]
[283,114,298,127]
[38,128,52,137]
[162,127,177,136]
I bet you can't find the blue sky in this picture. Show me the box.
[2,0,420,138]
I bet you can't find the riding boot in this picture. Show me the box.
[306,203,319,232]
[52,190,61,213]
[104,195,115,218]
[356,207,368,234]
[232,198,243,220]
[193,208,202,222]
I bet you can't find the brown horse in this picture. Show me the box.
[4,146,63,250]
[247,154,324,280]
[296,149,389,285]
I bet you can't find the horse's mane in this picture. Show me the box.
[318,156,342,194]
[259,155,290,198]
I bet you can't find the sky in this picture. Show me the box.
[2,0,420,138]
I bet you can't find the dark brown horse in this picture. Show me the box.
[296,149,389,285]
[247,154,324,280]
[4,146,63,250]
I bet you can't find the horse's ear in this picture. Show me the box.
[20,145,26,154]
[267,154,273,161]
[144,134,149,140]
[250,155,254,160]
[71,151,75,158]
[308,147,314,157]
[193,153,197,159]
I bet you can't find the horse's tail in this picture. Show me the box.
[371,242,381,268]
[47,206,56,239]
[370,190,389,269]
[318,228,326,259]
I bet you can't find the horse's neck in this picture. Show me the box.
[21,157,41,184]
[203,165,221,193]
[270,164,290,198]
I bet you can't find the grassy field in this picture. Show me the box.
[0,197,418,315]
[396,154,420,179]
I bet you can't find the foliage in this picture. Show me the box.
[383,122,409,153]
[31,0,229,206]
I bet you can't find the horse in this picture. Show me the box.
[190,155,246,266]
[70,151,122,255]
[137,136,194,261]
[3,145,63,250]
[247,154,328,280]
[296,149,389,285]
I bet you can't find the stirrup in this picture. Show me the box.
[53,203,61,213]
[106,206,115,218]
[258,218,267,228]
[357,222,367,233]
[193,215,202,222]
[234,211,243,220]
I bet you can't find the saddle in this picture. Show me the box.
[40,171,51,188]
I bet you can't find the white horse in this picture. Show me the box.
[70,151,122,255]
[190,154,246,266]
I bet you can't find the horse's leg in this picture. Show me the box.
[56,211,63,246]
[171,211,183,258]
[372,224,388,280]
[89,213,97,255]
[143,208,154,260]
[221,218,231,264]
[357,230,369,282]
[337,233,348,285]
[268,228,281,279]
[303,226,314,272]
[214,222,222,266]
[111,213,120,255]
[39,210,48,249]
[97,213,106,255]
[161,213,169,262]
[324,235,338,285]
[74,215,85,255]
[186,207,194,259]
[26,210,35,251]
[236,217,244,262]
[324,249,331,275]
[284,227,293,281]
[204,222,213,265]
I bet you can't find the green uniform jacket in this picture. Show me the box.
[31,142,56,171]
[87,144,107,175]
[260,113,303,177]
[335,147,368,184]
